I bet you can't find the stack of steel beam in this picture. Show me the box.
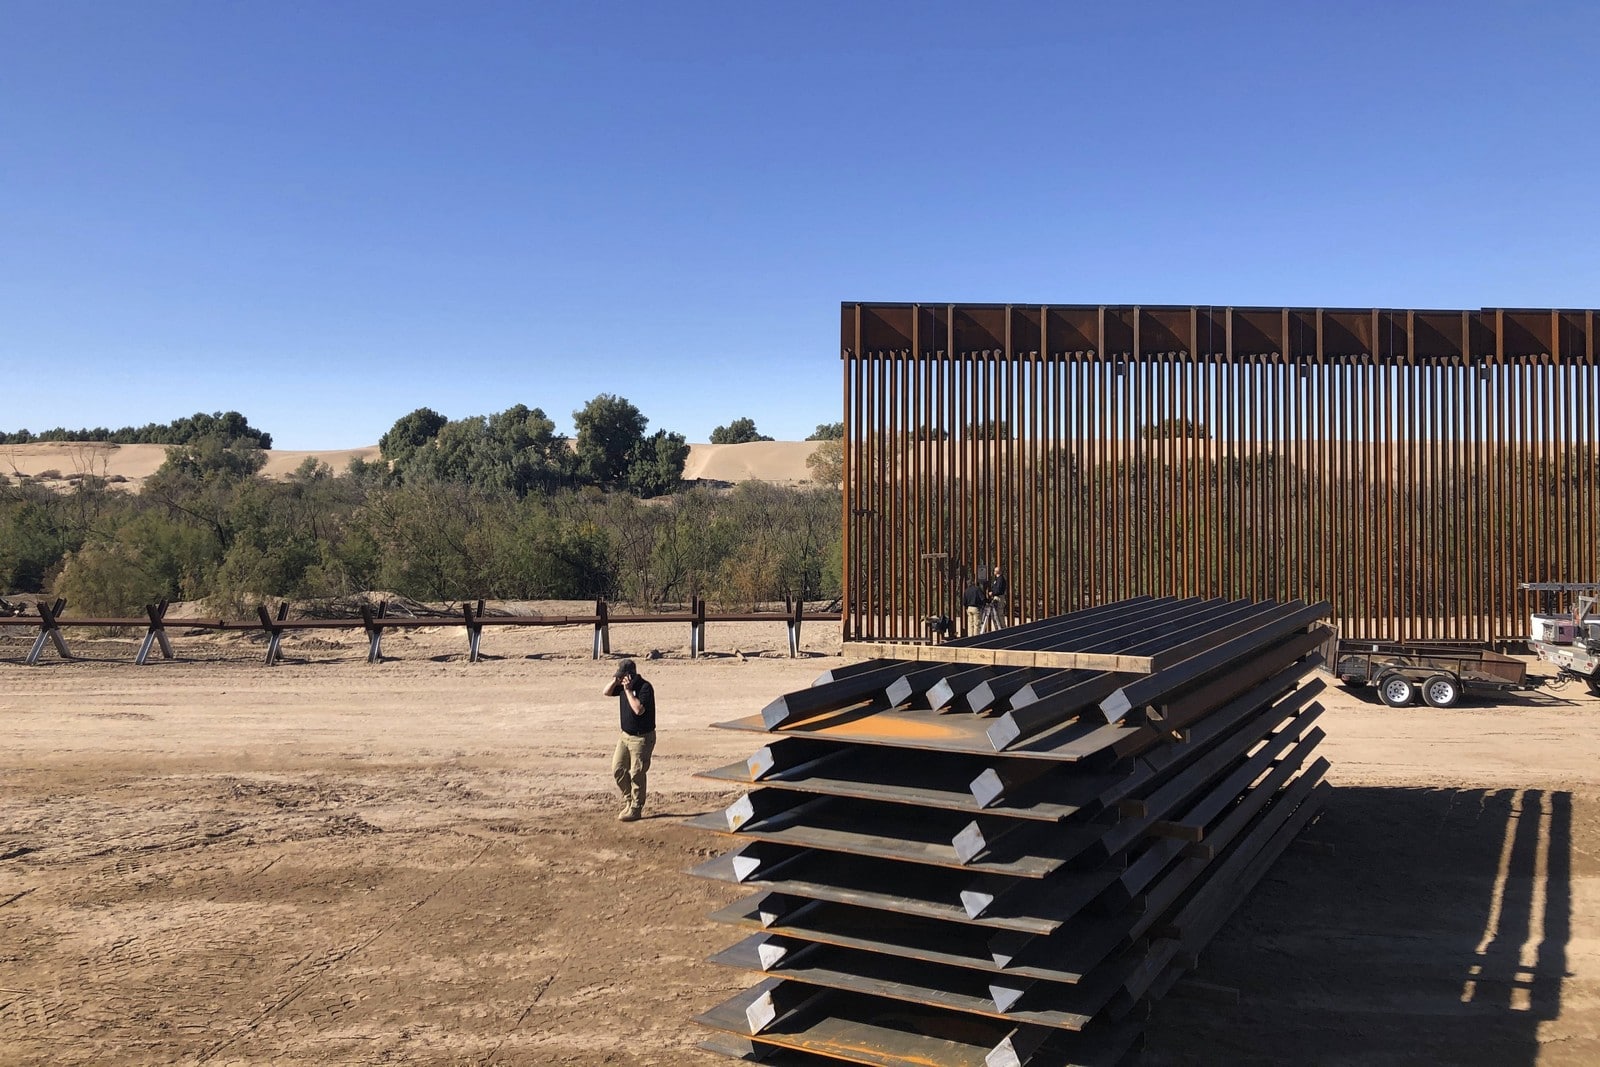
[688,596,1333,1067]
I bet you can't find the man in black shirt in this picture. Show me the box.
[961,579,988,637]
[603,659,656,822]
[985,565,1009,632]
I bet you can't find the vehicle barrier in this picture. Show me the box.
[0,597,837,666]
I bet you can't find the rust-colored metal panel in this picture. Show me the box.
[841,304,1600,643]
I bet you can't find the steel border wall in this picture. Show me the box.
[841,303,1600,644]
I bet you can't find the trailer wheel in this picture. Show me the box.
[1379,674,1417,707]
[1421,674,1461,708]
[1588,677,1600,697]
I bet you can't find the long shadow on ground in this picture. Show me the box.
[1142,785,1576,1066]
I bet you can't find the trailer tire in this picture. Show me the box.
[1379,674,1417,708]
[1421,674,1462,708]
[1588,677,1600,697]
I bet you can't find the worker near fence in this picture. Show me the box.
[985,565,1009,632]
[961,577,989,637]
[602,659,656,822]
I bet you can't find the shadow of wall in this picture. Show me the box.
[1142,786,1575,1066]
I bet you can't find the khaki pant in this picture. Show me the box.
[612,730,656,813]
[965,605,982,635]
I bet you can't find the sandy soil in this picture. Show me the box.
[3,618,1599,1066]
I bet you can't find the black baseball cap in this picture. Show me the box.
[614,659,638,678]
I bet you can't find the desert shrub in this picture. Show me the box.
[36,469,62,481]
[355,480,497,599]
[121,513,215,601]
[208,539,324,612]
[0,482,84,592]
[806,439,843,488]
[0,411,842,610]
[467,496,614,598]
[55,542,166,616]
[708,482,838,605]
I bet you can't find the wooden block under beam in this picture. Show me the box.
[841,641,1156,674]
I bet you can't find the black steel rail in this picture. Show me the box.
[691,596,1332,1066]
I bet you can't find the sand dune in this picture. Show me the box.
[680,439,820,485]
[0,440,824,492]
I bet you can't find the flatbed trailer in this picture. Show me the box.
[1332,640,1535,708]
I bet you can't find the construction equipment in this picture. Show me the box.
[1522,583,1600,696]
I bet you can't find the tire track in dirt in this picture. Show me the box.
[480,951,567,1066]
[194,835,495,1063]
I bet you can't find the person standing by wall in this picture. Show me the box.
[984,565,1009,632]
[603,659,656,822]
[961,577,989,637]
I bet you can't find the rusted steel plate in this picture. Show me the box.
[685,794,1106,879]
[696,981,1143,1067]
[696,743,1146,823]
[714,704,1146,762]
[706,894,1127,986]
[706,931,1143,1030]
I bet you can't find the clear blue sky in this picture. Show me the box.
[4,1,1598,449]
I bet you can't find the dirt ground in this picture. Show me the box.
[3,615,1599,1066]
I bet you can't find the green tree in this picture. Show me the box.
[399,417,489,487]
[0,481,81,592]
[573,394,648,488]
[344,454,396,491]
[806,422,844,441]
[626,430,689,498]
[379,407,448,466]
[572,394,686,496]
[1139,418,1209,441]
[967,418,1011,441]
[0,410,270,447]
[141,436,270,554]
[484,404,573,494]
[710,417,773,444]
[389,405,573,497]
[710,482,838,605]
